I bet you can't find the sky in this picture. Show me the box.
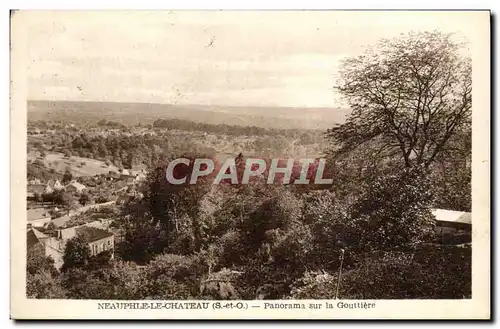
[21,11,476,108]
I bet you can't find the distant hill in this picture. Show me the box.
[27,100,351,130]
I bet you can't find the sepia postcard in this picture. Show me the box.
[10,10,490,320]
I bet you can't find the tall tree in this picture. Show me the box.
[62,166,73,183]
[328,31,471,168]
[62,236,91,272]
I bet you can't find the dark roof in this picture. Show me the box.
[76,226,113,243]
[27,227,49,248]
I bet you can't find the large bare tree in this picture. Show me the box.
[327,31,471,168]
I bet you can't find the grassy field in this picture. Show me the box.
[28,152,121,177]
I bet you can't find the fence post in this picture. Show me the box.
[335,248,345,300]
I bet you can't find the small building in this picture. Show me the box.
[76,226,114,257]
[27,226,65,269]
[432,208,472,235]
[44,185,54,194]
[65,181,87,194]
[120,174,136,184]
[116,194,134,206]
[27,224,115,270]
[107,172,121,181]
[115,194,128,205]
[52,180,64,191]
[132,170,147,183]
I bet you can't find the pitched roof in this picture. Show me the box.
[53,180,64,190]
[51,215,71,228]
[66,181,86,190]
[432,209,472,225]
[76,226,113,243]
[27,227,49,248]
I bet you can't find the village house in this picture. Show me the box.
[115,193,135,206]
[65,181,87,194]
[27,223,115,270]
[28,180,67,200]
[29,128,42,135]
[131,169,147,183]
[44,184,54,195]
[27,226,65,269]
[432,208,472,236]
[120,174,136,184]
[107,171,121,181]
[77,226,115,257]
[52,179,64,191]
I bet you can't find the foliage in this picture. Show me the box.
[78,192,93,206]
[62,261,145,299]
[27,244,57,276]
[290,245,471,300]
[26,244,64,299]
[141,253,207,299]
[121,221,169,264]
[27,270,66,299]
[346,166,436,251]
[289,271,338,299]
[27,162,62,182]
[328,31,471,168]
[339,245,471,299]
[62,166,73,183]
[199,268,241,300]
[42,190,72,206]
[61,236,91,272]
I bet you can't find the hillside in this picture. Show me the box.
[27,152,122,177]
[27,100,350,130]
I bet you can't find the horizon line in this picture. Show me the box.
[27,99,349,110]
